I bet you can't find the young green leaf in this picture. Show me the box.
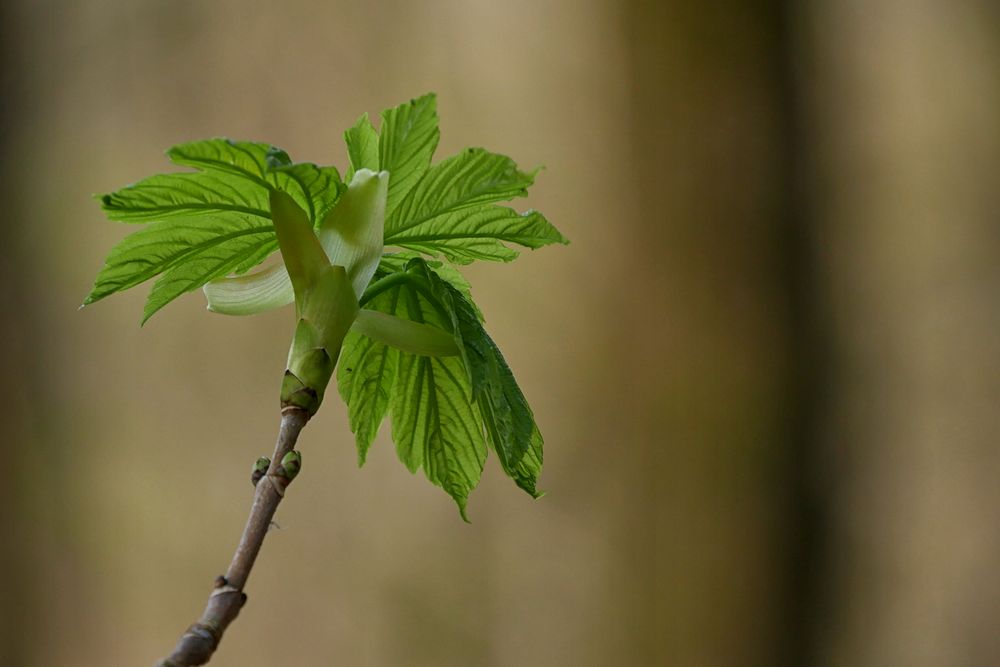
[351,96,566,267]
[389,281,483,520]
[142,233,279,323]
[383,148,567,263]
[378,93,440,217]
[377,252,483,320]
[388,148,536,228]
[342,257,545,513]
[100,170,273,223]
[393,351,485,522]
[446,280,543,492]
[337,284,402,466]
[339,258,485,517]
[388,207,561,263]
[85,138,344,321]
[509,425,544,498]
[168,139,343,224]
[344,113,380,182]
[336,257,464,468]
[85,215,278,322]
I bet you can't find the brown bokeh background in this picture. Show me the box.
[1,2,998,666]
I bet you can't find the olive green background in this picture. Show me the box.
[1,1,998,665]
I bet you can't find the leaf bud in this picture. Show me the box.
[279,450,302,481]
[251,456,270,486]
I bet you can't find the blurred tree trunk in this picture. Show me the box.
[805,1,1000,665]
[623,1,1000,664]
[0,4,40,664]
[621,2,825,665]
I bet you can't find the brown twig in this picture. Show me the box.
[157,407,311,666]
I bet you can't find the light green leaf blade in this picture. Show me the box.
[390,207,563,264]
[387,148,536,232]
[443,278,542,492]
[167,139,343,225]
[391,350,486,521]
[509,425,544,498]
[142,227,278,323]
[83,213,276,318]
[337,286,402,465]
[344,113,380,182]
[169,139,287,182]
[344,255,545,509]
[452,282,535,475]
[378,252,482,320]
[383,148,567,263]
[269,162,345,225]
[358,259,485,518]
[88,138,345,320]
[378,94,439,217]
[338,257,459,466]
[99,170,271,223]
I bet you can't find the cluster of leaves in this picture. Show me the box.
[340,254,545,517]
[85,94,566,517]
[85,140,344,323]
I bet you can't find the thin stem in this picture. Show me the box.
[157,407,311,667]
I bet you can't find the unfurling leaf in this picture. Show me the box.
[203,169,389,316]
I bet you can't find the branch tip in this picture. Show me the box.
[156,408,309,665]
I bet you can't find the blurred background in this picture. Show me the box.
[1,1,998,665]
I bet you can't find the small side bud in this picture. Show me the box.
[279,450,302,481]
[251,456,270,487]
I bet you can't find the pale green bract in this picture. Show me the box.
[202,168,389,315]
[84,93,566,517]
